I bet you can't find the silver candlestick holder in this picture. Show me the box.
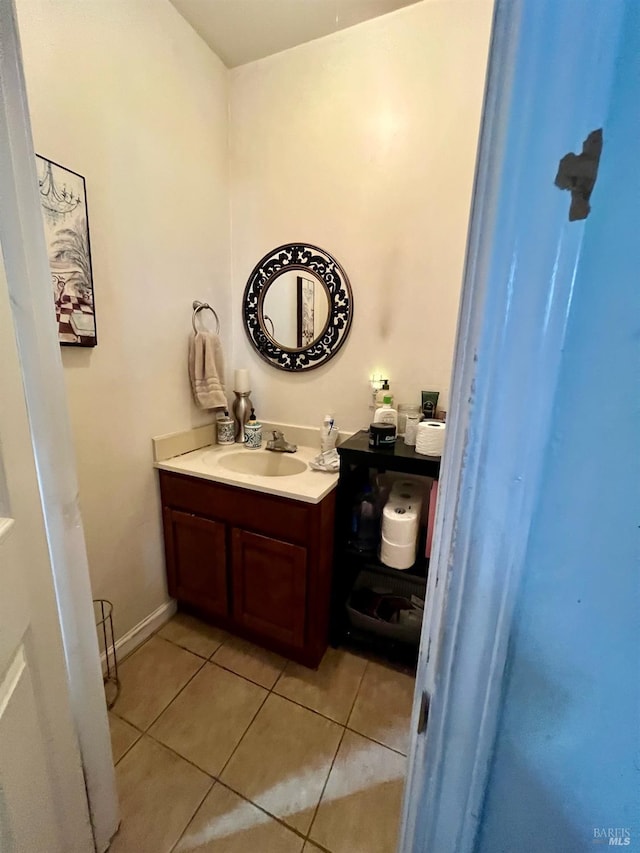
[232,391,252,443]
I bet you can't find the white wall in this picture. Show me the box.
[230,1,492,431]
[16,0,230,639]
[15,0,491,644]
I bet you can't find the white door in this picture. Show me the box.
[0,240,95,851]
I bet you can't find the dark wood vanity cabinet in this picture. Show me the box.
[162,509,229,619]
[231,529,307,650]
[159,470,336,668]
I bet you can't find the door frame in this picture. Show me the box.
[399,1,625,851]
[0,1,118,850]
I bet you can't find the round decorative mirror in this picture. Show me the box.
[243,243,353,372]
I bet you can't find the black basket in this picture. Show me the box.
[346,568,425,646]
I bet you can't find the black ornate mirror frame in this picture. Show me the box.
[242,243,354,372]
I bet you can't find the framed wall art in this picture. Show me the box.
[36,155,97,347]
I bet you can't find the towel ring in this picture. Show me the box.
[263,314,275,337]
[192,300,220,335]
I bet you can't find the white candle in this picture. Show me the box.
[234,368,251,393]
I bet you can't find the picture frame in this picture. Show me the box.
[35,154,97,347]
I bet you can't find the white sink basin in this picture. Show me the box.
[217,450,307,478]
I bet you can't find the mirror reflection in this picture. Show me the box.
[262,271,330,350]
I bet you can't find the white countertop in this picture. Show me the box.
[154,442,339,504]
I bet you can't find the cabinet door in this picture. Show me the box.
[164,508,228,617]
[231,528,307,649]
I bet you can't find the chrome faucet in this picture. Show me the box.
[266,430,297,453]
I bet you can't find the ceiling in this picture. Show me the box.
[169,0,421,68]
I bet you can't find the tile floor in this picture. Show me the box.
[108,612,415,853]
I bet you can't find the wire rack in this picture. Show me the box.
[93,599,120,709]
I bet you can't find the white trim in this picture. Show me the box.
[0,2,119,849]
[399,1,625,852]
[101,601,176,670]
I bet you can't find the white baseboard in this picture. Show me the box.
[101,600,177,670]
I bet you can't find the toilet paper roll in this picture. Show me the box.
[415,420,446,456]
[380,533,417,570]
[382,502,420,547]
[390,480,423,503]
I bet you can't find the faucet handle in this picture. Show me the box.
[272,430,283,440]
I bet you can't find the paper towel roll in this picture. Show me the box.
[380,533,417,570]
[382,502,420,547]
[415,420,446,456]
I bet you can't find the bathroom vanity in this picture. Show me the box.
[156,442,338,668]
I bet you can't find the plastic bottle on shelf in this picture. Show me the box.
[350,483,380,553]
[373,396,398,428]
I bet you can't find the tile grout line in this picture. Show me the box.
[204,647,376,726]
[212,778,312,847]
[112,622,308,847]
[160,641,329,846]
[343,725,407,757]
[162,629,408,738]
[153,722,395,853]
[271,691,358,728]
[149,635,409,777]
[209,658,280,690]
[208,652,287,691]
[166,776,216,853]
[115,630,156,666]
[145,730,217,778]
[345,659,369,730]
[111,724,143,767]
[154,750,312,849]
[205,649,340,845]
[183,649,409,756]
[304,727,347,847]
[215,687,271,778]
[209,635,285,781]
[304,660,370,845]
[143,651,209,733]
[119,629,408,753]
[207,641,288,781]
[114,627,277,778]
[156,624,219,661]
[114,632,209,734]
[123,621,406,849]
[141,653,272,780]
[117,695,406,778]
[148,739,318,849]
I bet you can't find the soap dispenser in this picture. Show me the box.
[244,408,263,449]
[216,410,235,445]
[375,380,392,407]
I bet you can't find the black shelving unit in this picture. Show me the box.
[330,431,441,664]
[336,429,442,477]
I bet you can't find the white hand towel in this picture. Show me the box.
[188,331,228,410]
